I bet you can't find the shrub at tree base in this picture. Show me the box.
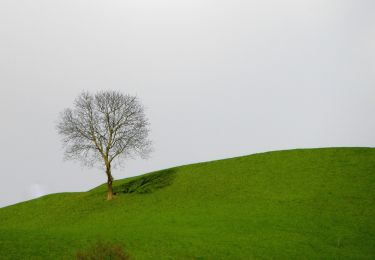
[76,241,130,260]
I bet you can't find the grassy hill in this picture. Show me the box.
[0,148,374,259]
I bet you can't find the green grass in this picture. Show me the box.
[0,148,375,259]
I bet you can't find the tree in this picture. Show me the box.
[57,90,152,200]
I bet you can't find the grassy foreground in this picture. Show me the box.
[0,148,374,259]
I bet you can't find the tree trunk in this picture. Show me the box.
[106,165,114,201]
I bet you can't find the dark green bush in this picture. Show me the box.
[115,169,176,194]
[76,241,130,260]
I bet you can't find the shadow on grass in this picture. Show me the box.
[114,169,177,194]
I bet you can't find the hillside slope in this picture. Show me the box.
[0,148,374,259]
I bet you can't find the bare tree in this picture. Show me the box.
[57,91,152,200]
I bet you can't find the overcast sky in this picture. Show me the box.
[0,0,374,207]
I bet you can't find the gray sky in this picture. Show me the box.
[0,0,374,207]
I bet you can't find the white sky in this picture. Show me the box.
[0,0,374,207]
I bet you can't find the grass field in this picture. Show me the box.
[0,148,374,259]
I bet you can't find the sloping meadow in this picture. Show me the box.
[0,148,374,259]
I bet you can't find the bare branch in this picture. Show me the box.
[57,90,152,170]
